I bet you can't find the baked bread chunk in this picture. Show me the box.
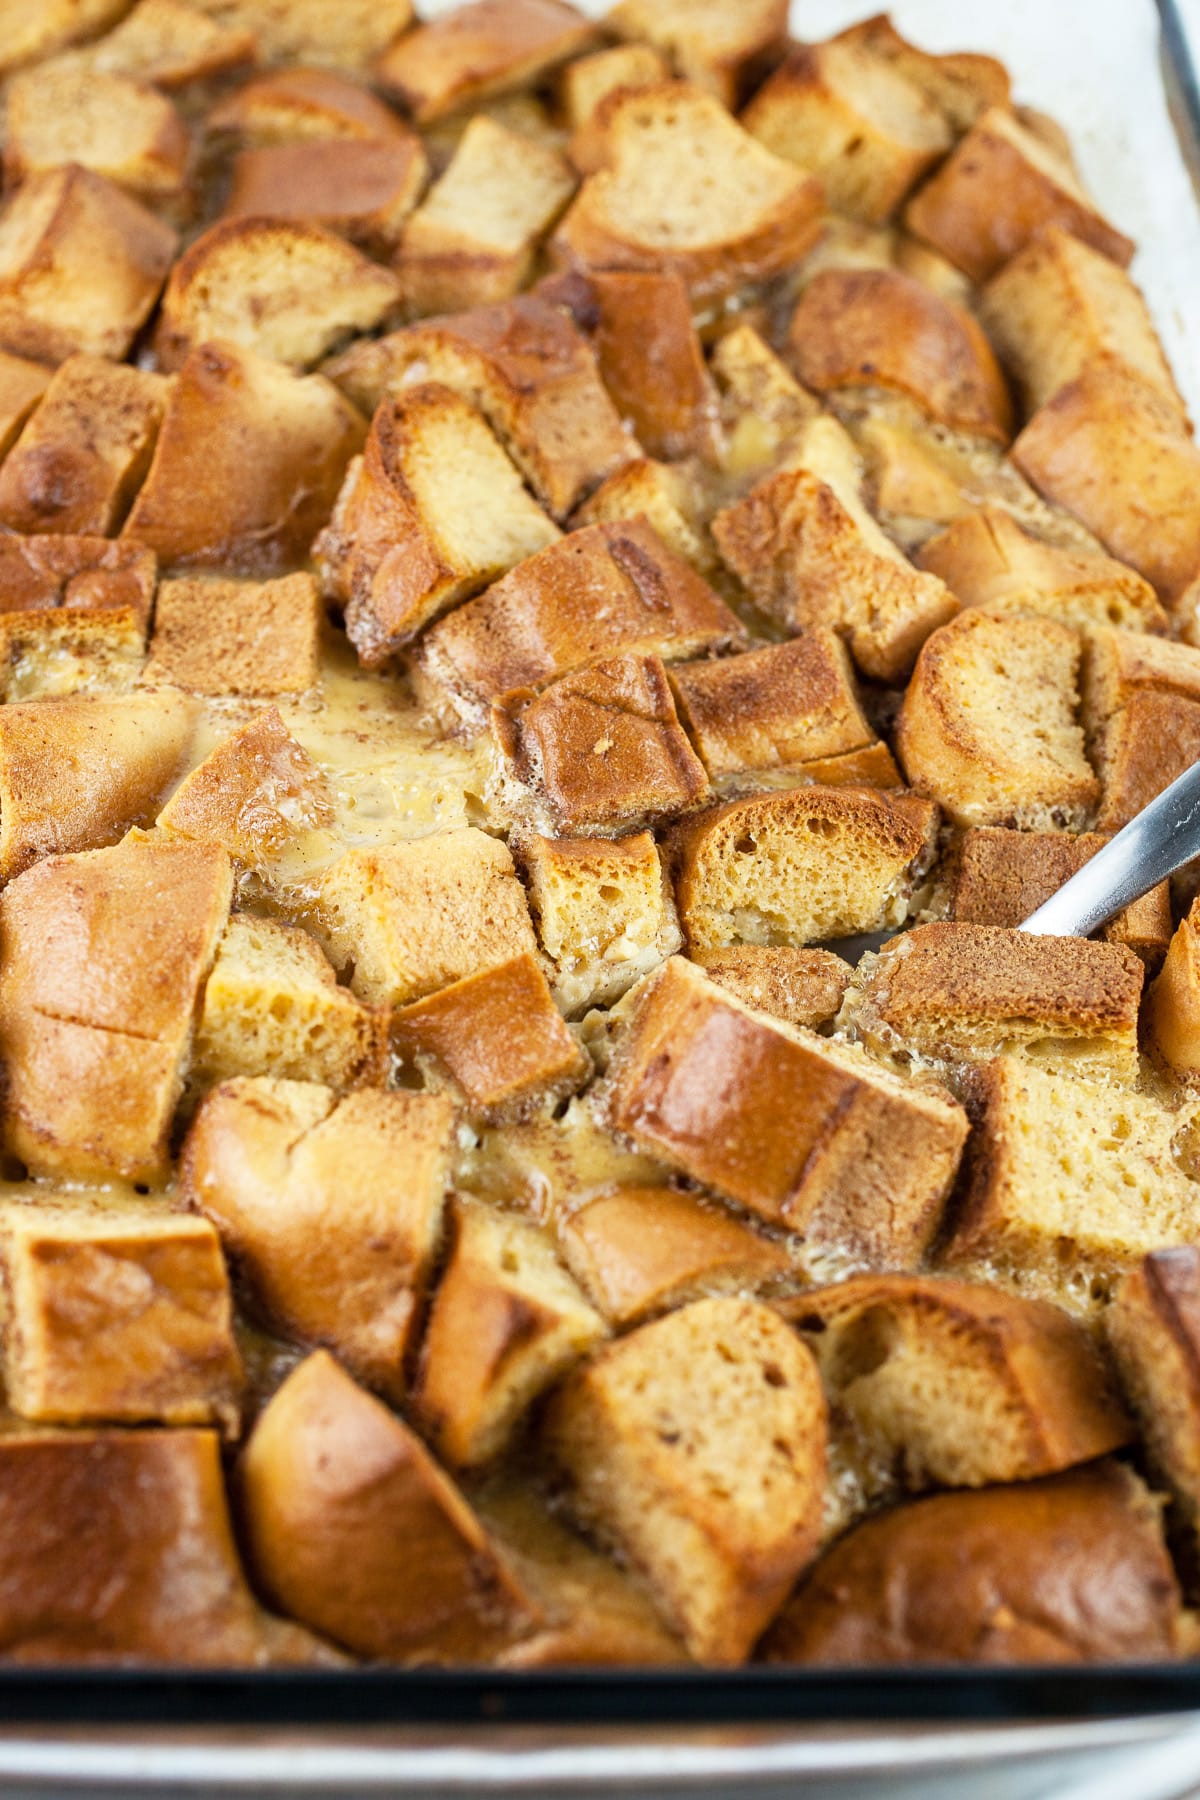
[145,573,322,695]
[208,66,409,143]
[570,458,715,574]
[80,0,257,89]
[0,0,135,77]
[4,63,190,202]
[607,0,786,109]
[0,352,51,458]
[563,47,671,173]
[581,269,720,464]
[709,322,821,480]
[156,708,335,873]
[831,15,1010,133]
[0,536,156,700]
[187,0,415,72]
[223,138,430,257]
[1144,900,1200,1083]
[1108,1249,1200,1570]
[692,946,852,1030]
[1083,626,1200,829]
[376,0,597,125]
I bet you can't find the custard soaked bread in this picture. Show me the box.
[0,0,1194,1678]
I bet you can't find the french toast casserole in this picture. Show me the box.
[0,0,1194,1674]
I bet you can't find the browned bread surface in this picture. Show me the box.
[376,0,596,124]
[223,138,430,255]
[145,573,322,695]
[691,945,852,1030]
[1108,1249,1200,1573]
[156,708,334,872]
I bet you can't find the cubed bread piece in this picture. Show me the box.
[711,424,958,683]
[710,323,822,484]
[691,946,852,1030]
[223,138,429,257]
[0,839,232,1182]
[157,708,334,873]
[413,1196,606,1469]
[668,634,875,782]
[607,958,967,1259]
[788,268,1012,442]
[0,165,176,365]
[145,573,321,697]
[0,536,155,700]
[981,226,1184,419]
[186,0,414,72]
[122,342,365,575]
[849,922,1144,1080]
[571,458,713,573]
[376,0,594,124]
[560,1184,789,1328]
[184,1080,454,1395]
[1084,621,1200,726]
[552,83,824,307]
[208,66,408,144]
[0,1198,242,1430]
[784,1273,1131,1504]
[943,1057,1200,1307]
[1107,1249,1200,1571]
[1078,626,1200,829]
[543,1296,826,1662]
[313,828,537,1007]
[607,0,785,108]
[561,44,669,172]
[762,1462,1187,1665]
[155,218,400,373]
[393,953,587,1122]
[1144,899,1200,1083]
[895,608,1098,829]
[742,39,950,224]
[324,294,633,521]
[0,688,196,880]
[519,829,681,1015]
[583,269,720,463]
[415,518,743,726]
[832,15,1009,134]
[1012,364,1200,604]
[314,385,559,668]
[0,351,51,458]
[396,117,575,318]
[192,916,388,1094]
[495,653,708,835]
[904,106,1135,283]
[916,507,1167,633]
[4,63,189,202]
[81,0,256,88]
[0,0,133,76]
[670,784,937,955]
[948,826,1173,969]
[0,355,170,538]
[241,1349,533,1660]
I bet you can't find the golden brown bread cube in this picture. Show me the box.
[0,535,156,700]
[1082,626,1200,829]
[742,38,950,224]
[607,957,967,1260]
[519,829,682,1015]
[895,607,1098,830]
[186,0,414,72]
[582,269,721,464]
[0,165,177,365]
[552,82,824,308]
[561,44,670,172]
[832,14,1010,134]
[607,0,786,109]
[787,267,1013,442]
[412,1195,606,1469]
[156,708,335,873]
[670,784,937,956]
[0,355,171,539]
[313,828,538,1007]
[691,945,852,1030]
[392,952,587,1122]
[314,384,559,668]
[495,653,709,835]
[0,0,135,76]
[762,1462,1187,1665]
[0,351,51,458]
[570,457,714,574]
[81,0,257,89]
[904,107,1135,283]
[376,0,595,124]
[542,1296,827,1663]
[560,1184,790,1328]
[415,518,743,726]
[4,62,190,202]
[0,838,232,1182]
[145,573,322,696]
[708,321,821,482]
[1144,899,1200,1083]
[0,1199,243,1431]
[0,688,196,880]
[208,66,409,144]
[223,137,430,256]
[184,1079,454,1396]
[239,1349,535,1661]
[122,341,365,576]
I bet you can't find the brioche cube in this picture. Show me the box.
[584,269,721,463]
[315,384,559,668]
[186,0,415,72]
[208,66,409,144]
[519,829,681,1015]
[0,0,133,76]
[122,342,365,576]
[1107,1249,1200,1570]
[184,1080,454,1395]
[608,958,967,1257]
[497,653,708,835]
[0,351,51,458]
[0,839,232,1182]
[670,784,937,956]
[145,573,321,696]
[5,63,189,202]
[81,0,256,88]
[896,608,1098,830]
[905,107,1134,283]
[943,1057,1200,1308]
[156,708,334,873]
[606,0,785,109]
[709,322,820,482]
[552,83,824,307]
[560,1185,789,1329]
[692,945,851,1032]
[415,518,743,726]
[1013,364,1200,604]
[0,1199,242,1430]
[393,952,587,1122]
[240,1350,534,1661]
[787,267,1012,442]
[397,118,575,318]
[743,39,950,224]
[313,828,537,1008]
[668,634,875,781]
[832,15,1010,134]
[571,458,714,574]
[1144,899,1200,1083]
[0,355,170,539]
[0,165,176,366]
[543,1296,826,1662]
[376,0,595,124]
[0,535,155,700]
[224,138,429,256]
[561,44,669,172]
